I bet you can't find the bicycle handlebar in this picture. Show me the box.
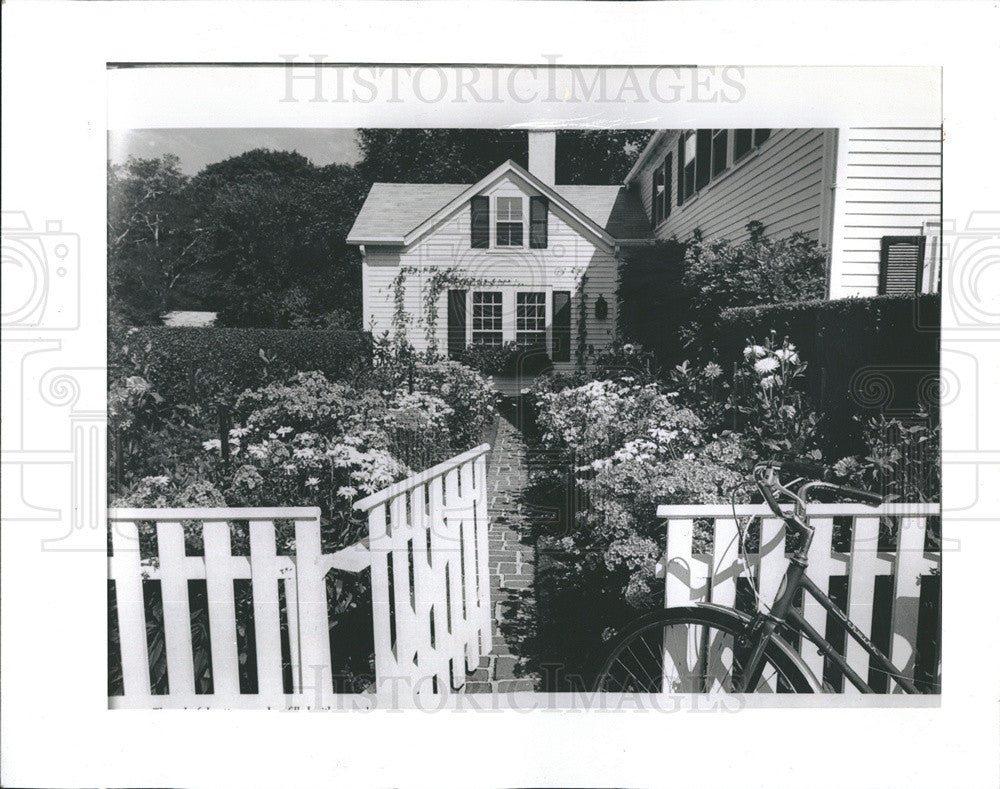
[755,459,883,510]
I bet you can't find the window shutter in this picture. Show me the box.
[677,136,686,206]
[471,196,489,248]
[695,129,713,191]
[663,154,672,220]
[529,196,548,249]
[878,236,926,295]
[552,291,571,362]
[753,128,771,146]
[447,290,467,358]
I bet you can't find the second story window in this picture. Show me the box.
[679,131,697,205]
[653,166,665,225]
[496,197,523,247]
[711,129,729,177]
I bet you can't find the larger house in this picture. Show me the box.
[625,127,942,297]
[347,128,941,368]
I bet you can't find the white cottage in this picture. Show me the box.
[347,131,652,371]
[624,127,942,298]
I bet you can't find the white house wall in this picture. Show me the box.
[361,173,618,371]
[827,127,942,297]
[632,129,832,245]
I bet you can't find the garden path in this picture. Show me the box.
[464,412,539,693]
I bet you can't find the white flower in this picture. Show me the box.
[283,463,296,475]
[293,447,316,460]
[277,426,293,436]
[754,357,780,374]
[745,345,767,360]
[248,443,269,460]
[229,426,249,439]
[202,438,222,451]
[683,452,695,461]
[337,485,358,499]
[775,348,799,364]
[305,477,320,488]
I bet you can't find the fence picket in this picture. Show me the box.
[367,504,395,698]
[473,455,492,656]
[845,516,882,694]
[203,520,241,698]
[756,518,787,614]
[801,517,835,685]
[110,519,152,702]
[459,461,479,671]
[156,520,196,698]
[249,520,284,702]
[891,516,927,692]
[663,519,696,607]
[294,513,332,705]
[443,467,468,684]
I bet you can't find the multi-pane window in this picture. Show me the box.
[496,197,523,247]
[652,166,665,225]
[516,292,546,348]
[734,129,754,161]
[682,131,697,201]
[711,129,729,177]
[472,291,503,345]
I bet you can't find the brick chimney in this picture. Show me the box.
[528,130,556,185]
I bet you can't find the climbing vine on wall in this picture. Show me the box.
[388,266,508,358]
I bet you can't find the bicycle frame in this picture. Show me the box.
[736,560,920,694]
[735,468,921,694]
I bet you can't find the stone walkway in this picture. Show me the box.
[464,413,538,693]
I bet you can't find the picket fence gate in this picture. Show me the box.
[655,502,942,694]
[108,444,492,709]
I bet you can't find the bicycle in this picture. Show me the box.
[592,459,929,694]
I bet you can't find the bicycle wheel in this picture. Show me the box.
[593,605,816,693]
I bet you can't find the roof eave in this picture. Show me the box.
[624,130,669,185]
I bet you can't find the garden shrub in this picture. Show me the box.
[616,224,826,364]
[109,326,372,410]
[718,293,941,455]
[458,342,552,378]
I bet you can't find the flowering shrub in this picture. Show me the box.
[731,333,821,459]
[530,376,751,613]
[409,359,496,449]
[833,410,941,502]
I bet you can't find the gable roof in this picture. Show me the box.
[347,160,652,246]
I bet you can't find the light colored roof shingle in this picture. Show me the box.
[347,180,651,244]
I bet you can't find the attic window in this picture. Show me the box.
[496,197,523,247]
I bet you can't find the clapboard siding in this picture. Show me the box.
[829,127,942,297]
[632,129,830,245]
[362,172,617,369]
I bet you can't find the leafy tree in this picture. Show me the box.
[555,130,654,185]
[107,154,202,324]
[189,151,369,328]
[356,129,528,183]
[357,129,649,185]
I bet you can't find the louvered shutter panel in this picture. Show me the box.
[878,236,926,295]
[695,129,713,191]
[663,154,672,220]
[529,196,548,249]
[677,136,686,206]
[447,290,467,358]
[471,196,489,248]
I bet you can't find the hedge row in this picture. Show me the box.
[718,294,940,451]
[111,326,371,408]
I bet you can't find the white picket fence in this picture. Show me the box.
[656,502,942,694]
[353,443,493,700]
[108,444,492,709]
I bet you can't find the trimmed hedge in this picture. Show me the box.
[718,294,940,453]
[111,326,371,408]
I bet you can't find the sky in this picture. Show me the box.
[108,128,362,174]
